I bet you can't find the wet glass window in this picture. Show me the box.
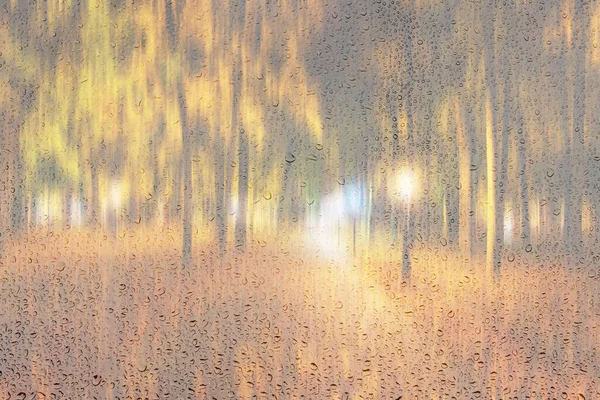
[0,0,599,398]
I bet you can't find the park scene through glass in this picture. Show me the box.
[1,0,599,398]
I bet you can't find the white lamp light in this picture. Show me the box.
[397,170,415,201]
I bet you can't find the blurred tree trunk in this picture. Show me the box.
[552,32,568,249]
[401,200,412,281]
[465,101,478,260]
[165,0,192,266]
[128,167,138,226]
[368,173,377,244]
[448,112,460,249]
[89,150,100,227]
[215,134,227,259]
[567,0,587,251]
[499,18,511,253]
[424,102,433,244]
[484,0,501,276]
[0,130,8,253]
[279,138,295,230]
[507,4,531,250]
[149,134,159,223]
[391,87,400,244]
[595,181,600,245]
[516,105,531,248]
[401,0,415,281]
[457,101,472,256]
[64,183,72,229]
[224,128,236,250]
[236,129,248,251]
[153,117,166,224]
[63,108,76,228]
[463,0,477,261]
[9,152,25,234]
[231,50,247,251]
[178,80,193,266]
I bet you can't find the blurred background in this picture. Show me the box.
[0,0,597,267]
[1,0,600,398]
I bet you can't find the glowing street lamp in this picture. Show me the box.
[396,170,416,202]
[344,184,362,256]
[504,210,513,245]
[110,181,122,210]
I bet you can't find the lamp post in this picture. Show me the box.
[396,169,415,281]
[110,180,121,236]
[345,184,361,257]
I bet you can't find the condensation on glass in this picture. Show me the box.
[0,0,598,398]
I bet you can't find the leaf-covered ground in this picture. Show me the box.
[1,228,599,399]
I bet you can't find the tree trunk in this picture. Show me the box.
[465,99,478,261]
[568,0,586,251]
[279,139,295,230]
[165,0,192,266]
[0,133,8,254]
[177,81,193,267]
[215,134,228,259]
[448,118,460,249]
[235,129,248,251]
[499,32,511,254]
[401,1,415,280]
[484,0,501,277]
[517,106,531,247]
[391,87,400,244]
[89,151,100,228]
[457,101,472,256]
